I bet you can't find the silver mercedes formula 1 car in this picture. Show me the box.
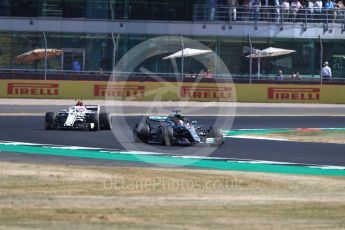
[44,104,112,131]
[133,111,224,147]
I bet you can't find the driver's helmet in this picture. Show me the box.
[76,100,83,106]
[174,114,184,121]
[173,114,184,125]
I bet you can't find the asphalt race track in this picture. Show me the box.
[1,115,345,167]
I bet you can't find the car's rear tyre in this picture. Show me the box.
[99,113,112,130]
[88,114,99,131]
[160,125,173,146]
[208,126,224,147]
[135,121,150,143]
[45,112,56,130]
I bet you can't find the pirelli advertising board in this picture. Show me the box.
[0,80,234,102]
[6,82,59,97]
[264,85,339,103]
[235,84,342,103]
[0,80,90,99]
[0,80,344,103]
[180,86,232,100]
[94,82,234,102]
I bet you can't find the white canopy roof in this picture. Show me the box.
[163,48,212,59]
[246,47,296,58]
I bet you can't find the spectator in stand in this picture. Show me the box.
[332,0,339,20]
[291,0,303,22]
[228,0,238,21]
[306,0,315,22]
[300,0,306,9]
[204,69,213,78]
[337,0,345,9]
[209,0,217,21]
[295,72,302,80]
[242,0,251,21]
[281,0,290,21]
[326,0,337,22]
[275,69,284,80]
[321,61,332,81]
[314,0,323,22]
[261,0,269,21]
[300,0,306,6]
[274,0,282,23]
[336,0,345,21]
[291,72,302,80]
[250,0,261,21]
[73,58,81,72]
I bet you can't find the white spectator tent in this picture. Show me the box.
[246,47,296,78]
[163,48,212,60]
[163,48,212,81]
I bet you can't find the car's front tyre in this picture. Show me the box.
[45,112,56,130]
[207,126,224,147]
[99,112,112,130]
[160,125,173,146]
[88,114,100,131]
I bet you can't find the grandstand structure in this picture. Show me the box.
[0,0,344,81]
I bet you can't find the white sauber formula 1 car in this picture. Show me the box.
[44,104,112,131]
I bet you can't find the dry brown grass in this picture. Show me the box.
[256,131,345,144]
[0,162,345,229]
